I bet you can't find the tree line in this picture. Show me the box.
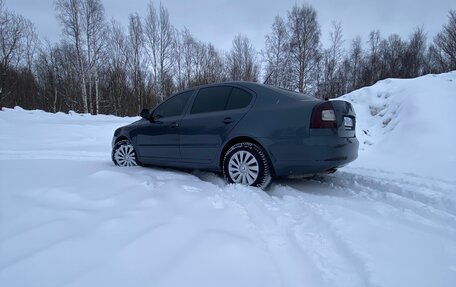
[1,0,455,116]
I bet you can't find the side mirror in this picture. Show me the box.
[140,109,150,120]
[151,114,163,123]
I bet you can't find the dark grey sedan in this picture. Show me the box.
[112,82,358,189]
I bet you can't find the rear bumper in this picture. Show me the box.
[264,135,359,177]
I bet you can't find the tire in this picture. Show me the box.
[112,139,139,167]
[222,142,272,189]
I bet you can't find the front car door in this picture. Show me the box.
[134,90,193,166]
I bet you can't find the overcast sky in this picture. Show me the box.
[3,0,455,52]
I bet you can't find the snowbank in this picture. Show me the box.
[342,71,456,181]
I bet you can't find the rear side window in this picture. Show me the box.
[191,86,253,114]
[154,90,193,118]
[226,88,252,110]
[191,86,231,114]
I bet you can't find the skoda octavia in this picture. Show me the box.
[112,82,358,189]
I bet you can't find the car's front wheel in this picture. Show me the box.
[112,139,139,167]
[222,142,272,189]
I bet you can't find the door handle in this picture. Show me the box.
[171,122,179,128]
[223,117,233,124]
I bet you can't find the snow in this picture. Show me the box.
[1,72,456,287]
[342,72,456,180]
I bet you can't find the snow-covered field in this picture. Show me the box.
[1,72,455,287]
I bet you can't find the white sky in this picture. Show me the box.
[3,0,456,52]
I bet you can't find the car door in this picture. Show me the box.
[134,90,193,165]
[179,86,254,166]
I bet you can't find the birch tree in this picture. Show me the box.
[287,4,321,94]
[82,0,105,114]
[323,21,344,98]
[55,0,106,114]
[226,34,259,81]
[56,0,88,113]
[128,13,145,113]
[264,15,292,88]
[144,2,174,101]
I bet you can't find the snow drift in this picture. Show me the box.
[0,72,455,287]
[342,71,456,180]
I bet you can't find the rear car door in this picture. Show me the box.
[134,90,193,165]
[179,86,254,166]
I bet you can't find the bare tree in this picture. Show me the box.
[82,0,105,114]
[431,10,456,71]
[55,0,106,114]
[18,17,38,72]
[287,4,321,94]
[380,34,406,78]
[403,27,426,77]
[144,2,174,101]
[0,1,25,72]
[35,40,84,112]
[174,28,194,89]
[174,28,225,89]
[322,21,344,98]
[202,43,225,84]
[348,36,364,90]
[157,4,174,97]
[365,30,382,85]
[103,20,131,115]
[55,0,89,113]
[226,34,260,81]
[0,1,38,106]
[144,2,159,97]
[128,13,145,113]
[35,41,64,112]
[264,15,292,87]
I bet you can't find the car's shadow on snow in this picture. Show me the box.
[269,173,359,198]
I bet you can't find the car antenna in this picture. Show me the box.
[263,69,275,85]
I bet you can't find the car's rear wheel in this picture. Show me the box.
[112,139,138,167]
[223,142,272,189]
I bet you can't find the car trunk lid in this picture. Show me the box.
[330,100,356,138]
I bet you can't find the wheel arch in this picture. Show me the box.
[219,136,276,177]
[114,135,129,144]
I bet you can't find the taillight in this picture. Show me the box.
[310,101,337,128]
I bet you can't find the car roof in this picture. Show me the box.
[191,81,317,102]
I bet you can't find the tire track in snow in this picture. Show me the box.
[263,167,456,287]
[278,168,456,231]
[271,187,377,287]
[347,166,456,186]
[199,172,377,286]
[208,186,306,287]
[330,169,456,233]
[212,185,372,287]
[200,167,456,287]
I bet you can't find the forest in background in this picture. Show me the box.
[0,0,455,116]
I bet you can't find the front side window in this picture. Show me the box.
[153,90,193,118]
[191,86,232,114]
